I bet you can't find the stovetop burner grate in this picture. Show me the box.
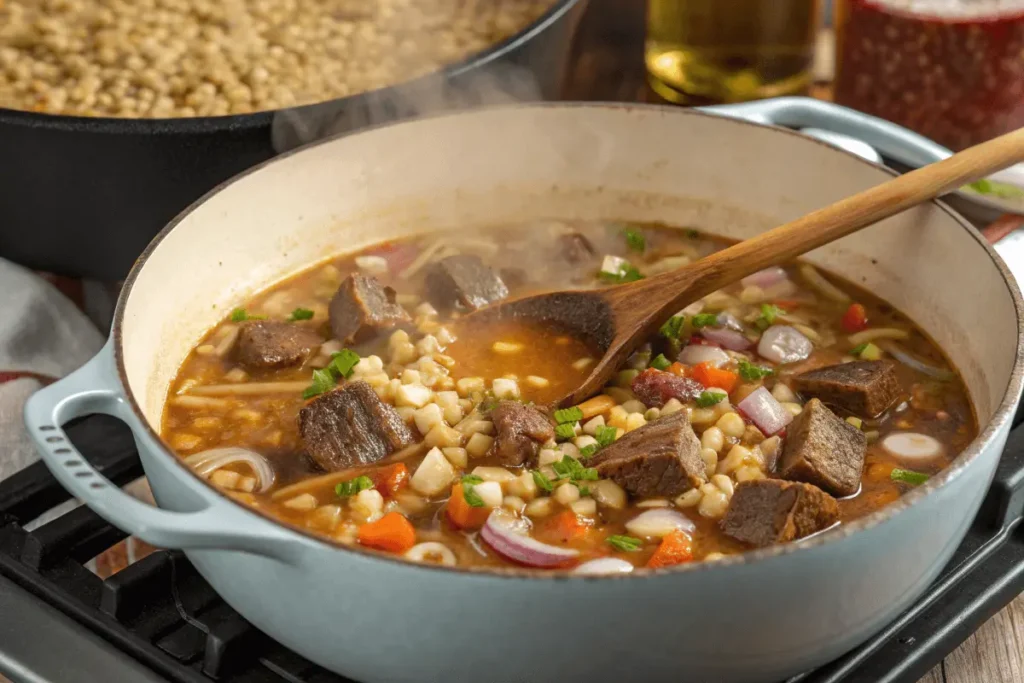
[1,408,1022,683]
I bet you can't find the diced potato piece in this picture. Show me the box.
[625,412,647,432]
[675,489,702,508]
[456,377,485,397]
[472,481,504,508]
[570,498,597,518]
[351,488,385,521]
[395,383,432,408]
[307,505,342,532]
[283,493,318,511]
[414,403,444,435]
[410,447,456,496]
[582,415,606,435]
[525,497,555,518]
[236,475,257,493]
[503,495,527,513]
[465,432,494,458]
[401,369,422,385]
[577,395,617,419]
[590,480,627,510]
[425,423,463,448]
[470,466,517,484]
[492,378,520,400]
[442,447,468,469]
[526,376,549,388]
[554,483,581,505]
[661,398,685,415]
[209,469,241,489]
[507,471,539,501]
[621,399,646,414]
[716,412,746,438]
[537,448,562,467]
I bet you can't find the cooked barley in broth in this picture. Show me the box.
[162,221,975,573]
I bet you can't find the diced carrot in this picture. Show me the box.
[577,394,617,419]
[691,362,738,393]
[773,299,800,311]
[357,512,416,553]
[373,463,409,497]
[667,362,689,378]
[646,530,693,568]
[841,303,868,333]
[538,510,592,544]
[446,482,490,530]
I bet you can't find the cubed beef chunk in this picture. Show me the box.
[778,399,866,496]
[299,381,414,471]
[329,273,410,344]
[425,254,508,311]
[588,413,705,497]
[558,232,595,264]
[489,401,555,466]
[792,360,901,417]
[720,479,839,547]
[235,321,322,371]
[632,368,704,407]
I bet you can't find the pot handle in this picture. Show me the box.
[23,341,305,563]
[699,97,953,168]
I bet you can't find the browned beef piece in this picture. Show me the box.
[588,413,705,497]
[558,232,595,263]
[632,368,705,407]
[425,254,508,311]
[489,401,555,466]
[299,381,414,471]
[328,273,410,344]
[778,399,866,497]
[792,360,901,417]
[235,321,322,371]
[720,479,839,548]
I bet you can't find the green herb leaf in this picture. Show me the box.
[532,470,554,492]
[606,535,643,552]
[579,466,599,481]
[578,443,599,459]
[623,228,645,252]
[696,390,727,408]
[890,468,930,486]
[288,307,315,321]
[595,425,618,447]
[850,342,869,356]
[461,477,486,507]
[553,406,584,424]
[303,368,338,399]
[737,359,773,382]
[554,423,577,441]
[966,178,1024,199]
[335,475,374,497]
[551,455,597,482]
[691,313,719,329]
[229,307,265,322]
[649,353,672,371]
[754,303,784,330]
[598,264,644,284]
[577,486,591,497]
[329,349,361,379]
[659,315,686,341]
[461,474,484,485]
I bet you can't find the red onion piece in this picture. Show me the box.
[678,344,730,368]
[700,327,752,351]
[741,267,788,290]
[184,447,276,492]
[574,558,635,575]
[480,509,580,568]
[625,508,696,538]
[737,387,793,436]
[757,325,812,364]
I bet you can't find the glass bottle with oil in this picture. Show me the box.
[646,0,821,104]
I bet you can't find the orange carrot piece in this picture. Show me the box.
[773,299,800,311]
[692,362,738,393]
[373,463,409,497]
[357,512,416,553]
[646,530,693,568]
[446,483,490,530]
[541,510,592,543]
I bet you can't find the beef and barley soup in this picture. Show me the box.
[162,221,975,573]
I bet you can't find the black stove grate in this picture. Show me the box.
[1,408,1022,683]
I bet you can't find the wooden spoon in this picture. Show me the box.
[465,126,1024,408]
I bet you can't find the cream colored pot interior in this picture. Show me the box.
[119,104,1018,437]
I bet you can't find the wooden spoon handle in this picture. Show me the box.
[634,125,1024,311]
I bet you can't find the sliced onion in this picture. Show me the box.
[574,558,635,575]
[742,267,788,290]
[184,447,276,492]
[880,342,955,381]
[480,509,580,568]
[737,386,793,436]
[715,312,745,332]
[881,432,944,463]
[701,327,752,351]
[625,508,695,538]
[678,344,730,368]
[757,325,813,364]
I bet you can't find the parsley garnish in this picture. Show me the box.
[551,455,598,481]
[606,535,643,552]
[554,423,577,441]
[755,303,784,330]
[553,406,584,424]
[578,443,599,459]
[532,470,554,492]
[890,468,929,486]
[335,475,374,497]
[737,359,773,382]
[288,307,314,321]
[649,353,671,371]
[659,315,685,341]
[576,485,591,497]
[303,349,361,399]
[329,349,360,379]
[696,390,727,408]
[595,425,618,447]
[461,475,486,507]
[229,307,265,322]
[691,313,719,328]
[303,368,337,399]
[598,258,644,284]
[850,342,869,356]
[623,228,645,252]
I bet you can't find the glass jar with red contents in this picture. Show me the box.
[834,0,1024,150]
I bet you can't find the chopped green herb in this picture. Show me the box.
[329,349,361,379]
[696,390,727,408]
[577,486,591,497]
[288,307,315,321]
[229,307,265,322]
[649,353,672,371]
[965,178,1024,199]
[579,467,599,481]
[691,313,719,328]
[554,423,577,441]
[335,475,374,497]
[303,368,337,399]
[606,535,643,552]
[578,443,599,459]
[659,315,686,341]
[890,468,930,486]
[461,475,486,507]
[598,264,644,284]
[859,342,883,361]
[737,359,773,382]
[624,228,646,252]
[755,303,784,330]
[552,455,598,481]
[532,470,554,492]
[850,342,869,356]
[553,406,584,424]
[595,425,618,447]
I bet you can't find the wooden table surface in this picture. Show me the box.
[560,2,1024,683]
